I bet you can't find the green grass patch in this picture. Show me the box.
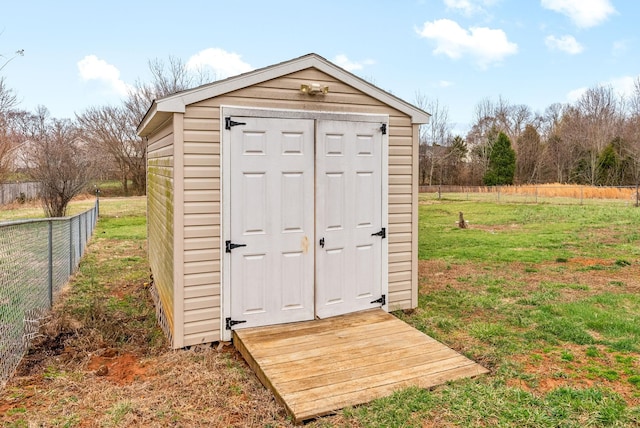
[342,381,637,427]
[97,216,147,240]
[419,201,640,263]
[391,200,640,427]
[58,197,163,352]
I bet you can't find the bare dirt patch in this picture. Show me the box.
[87,352,149,385]
[509,344,640,406]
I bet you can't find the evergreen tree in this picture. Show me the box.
[483,132,516,185]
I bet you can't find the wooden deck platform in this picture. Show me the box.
[233,309,488,423]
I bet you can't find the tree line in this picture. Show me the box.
[418,82,640,188]
[0,56,210,216]
[3,49,640,216]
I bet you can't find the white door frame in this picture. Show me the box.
[221,106,389,341]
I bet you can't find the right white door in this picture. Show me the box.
[315,119,385,318]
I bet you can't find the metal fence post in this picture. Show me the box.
[96,189,100,217]
[69,218,74,276]
[48,220,53,308]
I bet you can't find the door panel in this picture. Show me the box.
[229,117,315,329]
[316,120,384,318]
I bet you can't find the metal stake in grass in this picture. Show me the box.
[458,211,468,229]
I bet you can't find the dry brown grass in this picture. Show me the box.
[478,184,637,201]
[0,209,346,427]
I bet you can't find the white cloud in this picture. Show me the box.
[567,86,587,102]
[567,76,638,103]
[612,40,628,57]
[333,54,375,72]
[416,19,517,69]
[541,0,615,28]
[607,76,637,99]
[438,80,454,88]
[77,55,132,96]
[545,35,584,54]
[444,0,498,16]
[186,48,252,79]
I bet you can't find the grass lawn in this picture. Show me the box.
[1,196,640,426]
[0,197,100,222]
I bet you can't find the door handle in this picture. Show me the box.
[225,240,247,253]
[319,237,325,248]
[371,227,386,239]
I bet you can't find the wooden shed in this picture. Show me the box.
[137,53,430,348]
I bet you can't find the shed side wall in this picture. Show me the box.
[180,68,417,346]
[146,120,176,345]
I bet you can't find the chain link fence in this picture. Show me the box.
[0,199,98,388]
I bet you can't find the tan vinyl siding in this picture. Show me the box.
[181,113,221,346]
[174,68,417,345]
[146,120,175,342]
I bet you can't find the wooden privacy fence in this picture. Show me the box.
[0,182,41,205]
[419,184,640,206]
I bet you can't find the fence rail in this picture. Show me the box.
[0,182,41,205]
[419,185,640,206]
[0,200,98,389]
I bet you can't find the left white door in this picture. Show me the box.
[228,117,315,330]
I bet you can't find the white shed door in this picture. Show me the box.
[315,120,384,318]
[229,117,315,329]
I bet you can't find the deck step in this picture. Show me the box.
[233,309,488,424]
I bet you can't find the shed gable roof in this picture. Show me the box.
[138,53,430,137]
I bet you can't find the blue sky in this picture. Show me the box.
[1,0,637,134]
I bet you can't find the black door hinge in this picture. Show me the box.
[225,317,247,330]
[225,117,246,130]
[226,240,247,253]
[371,294,386,306]
[319,237,325,248]
[380,123,387,135]
[371,227,386,239]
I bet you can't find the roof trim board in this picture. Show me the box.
[137,53,430,136]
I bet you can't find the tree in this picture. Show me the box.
[444,135,468,184]
[77,105,145,195]
[483,132,516,186]
[415,93,452,185]
[596,139,623,185]
[516,124,543,183]
[21,107,92,217]
[621,77,640,189]
[125,56,212,126]
[0,48,24,72]
[0,78,19,182]
[94,56,214,195]
[574,86,622,185]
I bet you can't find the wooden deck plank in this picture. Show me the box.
[247,325,434,362]
[292,364,487,419]
[276,349,466,392]
[237,309,389,341]
[263,337,445,377]
[244,318,405,354]
[233,309,488,424]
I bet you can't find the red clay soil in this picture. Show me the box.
[86,351,149,385]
